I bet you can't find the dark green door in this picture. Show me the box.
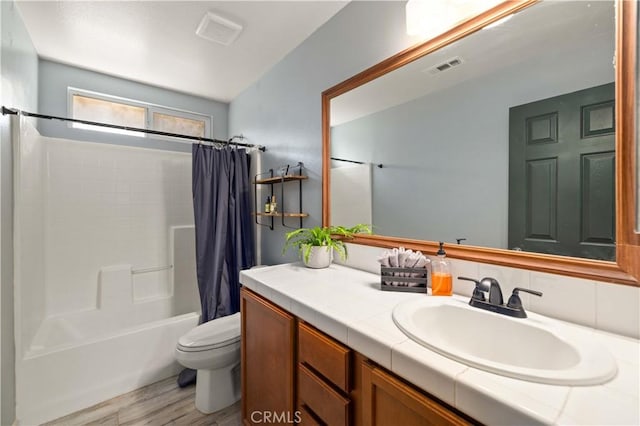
[508,83,615,261]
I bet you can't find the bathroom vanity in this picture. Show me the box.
[241,287,472,425]
[240,263,639,425]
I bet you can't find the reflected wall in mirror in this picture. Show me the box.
[322,0,640,286]
[330,0,616,261]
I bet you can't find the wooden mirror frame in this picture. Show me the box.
[322,0,640,286]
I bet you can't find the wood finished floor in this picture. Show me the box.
[43,376,241,426]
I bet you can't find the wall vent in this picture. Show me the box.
[196,11,243,46]
[424,56,464,75]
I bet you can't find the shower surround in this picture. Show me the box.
[13,119,201,425]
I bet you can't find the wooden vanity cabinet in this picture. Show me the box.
[241,288,475,426]
[241,288,296,425]
[361,361,473,426]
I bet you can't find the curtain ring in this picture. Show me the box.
[230,135,241,150]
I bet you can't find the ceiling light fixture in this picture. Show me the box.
[406,0,503,38]
[196,11,243,46]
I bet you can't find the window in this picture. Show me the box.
[68,88,212,140]
[151,111,206,138]
[71,93,146,136]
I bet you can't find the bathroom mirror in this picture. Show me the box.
[322,0,640,285]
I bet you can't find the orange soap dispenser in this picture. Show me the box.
[431,242,452,296]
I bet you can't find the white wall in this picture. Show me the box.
[229,1,422,264]
[0,1,38,423]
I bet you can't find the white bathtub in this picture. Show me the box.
[13,127,202,425]
[15,234,202,425]
[17,301,199,425]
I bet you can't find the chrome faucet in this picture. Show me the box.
[458,277,542,318]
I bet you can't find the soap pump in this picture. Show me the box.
[431,242,452,296]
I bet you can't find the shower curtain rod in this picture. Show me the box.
[331,156,383,168]
[1,106,266,152]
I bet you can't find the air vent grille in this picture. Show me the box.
[196,12,243,46]
[424,56,464,75]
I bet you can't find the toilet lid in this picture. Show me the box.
[178,312,240,352]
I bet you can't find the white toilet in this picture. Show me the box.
[175,312,241,413]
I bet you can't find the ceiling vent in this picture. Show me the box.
[424,56,464,75]
[196,11,243,46]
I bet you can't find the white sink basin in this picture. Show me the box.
[392,297,617,385]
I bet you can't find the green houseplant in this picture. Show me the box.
[283,224,372,268]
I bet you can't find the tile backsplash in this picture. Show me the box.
[528,272,597,328]
[335,243,640,339]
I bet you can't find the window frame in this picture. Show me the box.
[67,87,213,140]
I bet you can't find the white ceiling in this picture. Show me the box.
[16,1,348,103]
[331,0,615,125]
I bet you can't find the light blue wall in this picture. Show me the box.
[0,1,39,423]
[38,59,229,152]
[229,1,420,264]
[332,75,510,248]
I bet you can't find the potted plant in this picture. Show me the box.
[283,224,372,268]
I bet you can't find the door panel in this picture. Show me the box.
[581,151,616,244]
[526,158,558,241]
[582,101,615,137]
[527,112,558,144]
[509,83,615,260]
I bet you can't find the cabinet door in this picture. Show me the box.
[361,362,472,426]
[241,288,296,425]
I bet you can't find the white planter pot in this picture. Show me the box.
[303,245,333,269]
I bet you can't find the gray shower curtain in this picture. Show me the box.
[192,144,255,322]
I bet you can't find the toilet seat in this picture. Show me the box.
[177,312,240,352]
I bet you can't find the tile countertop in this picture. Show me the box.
[239,263,640,426]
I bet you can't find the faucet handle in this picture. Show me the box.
[507,287,543,310]
[458,277,488,301]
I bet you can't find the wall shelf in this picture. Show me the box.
[254,162,307,230]
[255,212,309,218]
[255,175,308,185]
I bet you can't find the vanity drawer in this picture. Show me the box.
[298,364,350,426]
[298,322,351,391]
[297,404,324,426]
